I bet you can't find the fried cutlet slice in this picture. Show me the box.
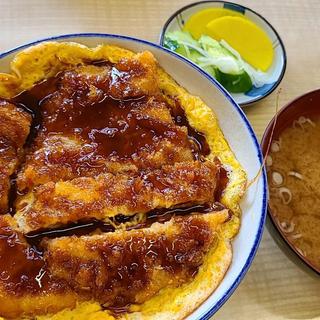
[16,53,194,191]
[17,96,193,191]
[106,50,160,99]
[17,134,193,191]
[0,214,79,319]
[43,210,230,308]
[15,161,218,233]
[40,51,159,107]
[0,100,31,213]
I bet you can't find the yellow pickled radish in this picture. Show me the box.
[183,8,245,40]
[206,16,274,71]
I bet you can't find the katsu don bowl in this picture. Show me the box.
[0,34,266,320]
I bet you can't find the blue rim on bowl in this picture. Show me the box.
[159,0,287,106]
[0,33,267,319]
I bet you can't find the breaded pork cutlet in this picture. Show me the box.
[0,215,78,319]
[0,100,31,213]
[15,161,219,233]
[43,210,230,309]
[0,210,229,318]
[17,96,194,191]
[17,52,194,191]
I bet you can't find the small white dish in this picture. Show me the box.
[159,1,287,106]
[0,33,267,319]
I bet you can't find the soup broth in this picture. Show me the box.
[267,116,320,270]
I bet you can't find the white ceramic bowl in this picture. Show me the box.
[0,34,267,319]
[159,1,287,106]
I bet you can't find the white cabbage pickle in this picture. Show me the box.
[164,31,270,93]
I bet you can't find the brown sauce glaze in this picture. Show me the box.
[172,103,210,160]
[25,202,227,246]
[97,216,214,308]
[2,202,227,297]
[42,95,188,159]
[44,213,219,310]
[0,220,67,296]
[215,166,229,200]
[26,219,115,247]
[12,63,209,163]
[13,77,59,147]
[133,202,227,229]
